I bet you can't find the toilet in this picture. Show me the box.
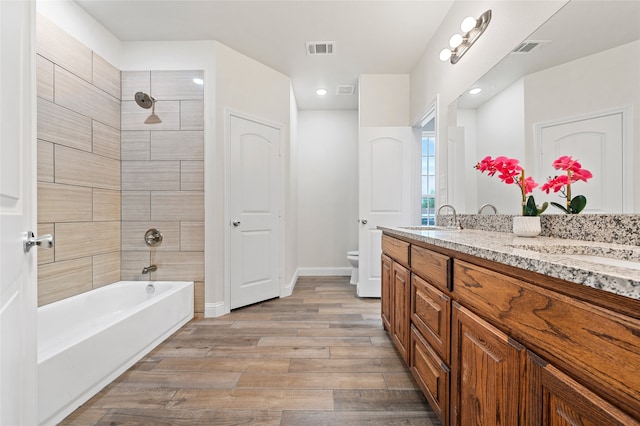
[347,251,359,285]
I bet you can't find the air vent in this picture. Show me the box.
[306,41,336,55]
[336,85,355,96]
[511,40,550,54]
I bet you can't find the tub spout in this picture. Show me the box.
[142,264,157,274]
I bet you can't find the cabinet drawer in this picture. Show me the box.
[411,245,450,291]
[411,273,450,363]
[382,235,409,267]
[411,327,449,425]
[454,260,640,420]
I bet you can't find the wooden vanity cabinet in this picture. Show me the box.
[381,254,392,332]
[391,262,410,364]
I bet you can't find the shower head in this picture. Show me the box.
[134,91,155,109]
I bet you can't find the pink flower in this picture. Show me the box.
[553,155,581,172]
[523,176,538,194]
[571,168,593,183]
[541,175,569,193]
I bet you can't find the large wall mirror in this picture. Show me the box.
[450,1,640,214]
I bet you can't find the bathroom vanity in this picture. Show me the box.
[380,226,640,425]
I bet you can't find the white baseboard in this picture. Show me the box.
[204,301,227,318]
[281,269,299,298]
[297,267,351,277]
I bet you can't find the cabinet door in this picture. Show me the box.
[381,254,393,332]
[392,262,410,365]
[527,352,640,426]
[412,273,451,363]
[451,302,525,426]
[411,327,450,425]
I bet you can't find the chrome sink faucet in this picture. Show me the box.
[437,204,462,229]
[478,203,498,214]
[142,264,157,274]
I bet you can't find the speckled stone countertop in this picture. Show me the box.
[379,226,640,301]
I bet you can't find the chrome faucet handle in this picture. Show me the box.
[24,231,54,253]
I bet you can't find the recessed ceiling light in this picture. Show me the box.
[469,87,482,95]
[316,88,328,96]
[193,78,204,85]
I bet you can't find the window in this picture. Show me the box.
[421,132,436,225]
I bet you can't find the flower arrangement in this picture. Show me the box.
[541,155,593,214]
[475,156,547,216]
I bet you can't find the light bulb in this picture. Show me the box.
[316,88,328,96]
[439,48,452,62]
[449,33,463,49]
[461,16,477,33]
[192,78,204,85]
[468,87,482,95]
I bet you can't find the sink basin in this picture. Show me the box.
[507,243,640,270]
[402,226,460,231]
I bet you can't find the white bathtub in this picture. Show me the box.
[37,281,194,426]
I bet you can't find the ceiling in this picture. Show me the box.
[75,0,455,110]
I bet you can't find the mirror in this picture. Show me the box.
[451,1,640,214]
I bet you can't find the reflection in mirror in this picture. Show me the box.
[451,1,640,214]
[421,118,436,225]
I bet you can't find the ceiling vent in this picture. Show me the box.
[336,85,355,96]
[306,41,336,55]
[511,40,550,54]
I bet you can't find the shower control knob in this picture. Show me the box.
[232,220,241,227]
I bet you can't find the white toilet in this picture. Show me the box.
[347,251,359,285]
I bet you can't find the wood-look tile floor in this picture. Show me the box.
[61,277,441,425]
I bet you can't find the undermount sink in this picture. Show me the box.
[507,244,640,270]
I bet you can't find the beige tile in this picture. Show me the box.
[122,191,151,221]
[121,100,180,131]
[151,251,204,281]
[37,140,54,182]
[180,222,204,251]
[120,251,151,280]
[121,221,180,251]
[93,189,121,221]
[150,131,203,161]
[122,161,180,191]
[151,191,204,221]
[37,98,92,152]
[55,66,120,129]
[36,54,54,101]
[55,221,121,261]
[37,182,93,223]
[151,70,204,100]
[55,145,120,190]
[121,71,150,103]
[194,281,204,313]
[121,131,150,160]
[181,100,204,130]
[38,257,93,306]
[180,161,204,191]
[36,14,92,82]
[93,252,121,288]
[37,223,55,265]
[93,121,120,160]
[92,53,120,99]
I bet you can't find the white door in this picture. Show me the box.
[538,112,625,213]
[358,127,413,298]
[0,1,38,425]
[229,115,281,310]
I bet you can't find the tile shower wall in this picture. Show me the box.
[36,15,121,306]
[121,71,205,314]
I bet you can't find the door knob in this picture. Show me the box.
[24,231,54,253]
[232,220,241,227]
[360,219,368,225]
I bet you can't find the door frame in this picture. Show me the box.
[412,96,439,224]
[223,108,284,313]
[533,106,633,213]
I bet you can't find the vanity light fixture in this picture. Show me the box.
[468,87,482,95]
[316,88,328,96]
[439,10,492,65]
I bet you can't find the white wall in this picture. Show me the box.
[297,110,358,273]
[285,86,299,290]
[359,74,410,127]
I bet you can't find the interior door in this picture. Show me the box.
[0,1,38,424]
[358,127,413,298]
[538,112,624,213]
[229,115,281,310]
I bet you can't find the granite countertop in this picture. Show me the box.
[379,226,640,301]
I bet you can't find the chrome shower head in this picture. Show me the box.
[134,91,155,109]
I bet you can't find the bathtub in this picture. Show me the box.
[37,281,194,426]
